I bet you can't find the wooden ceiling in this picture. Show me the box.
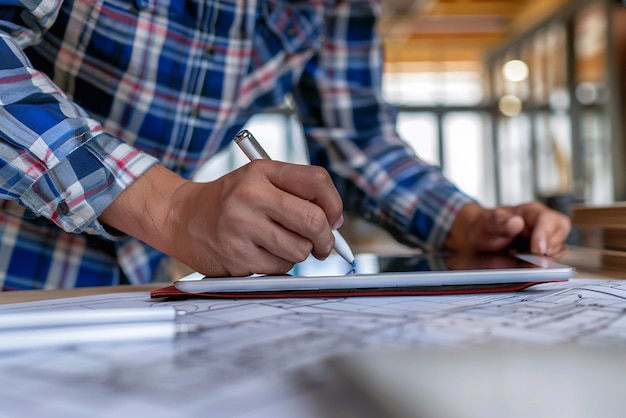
[379,0,573,70]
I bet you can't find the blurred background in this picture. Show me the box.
[195,0,626,253]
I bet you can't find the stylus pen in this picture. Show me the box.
[0,307,183,330]
[234,129,356,267]
[0,322,197,353]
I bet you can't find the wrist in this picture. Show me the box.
[100,164,188,252]
[443,202,484,251]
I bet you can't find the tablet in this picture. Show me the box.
[172,253,575,297]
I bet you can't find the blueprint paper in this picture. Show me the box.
[1,278,626,417]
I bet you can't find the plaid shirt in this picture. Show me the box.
[0,0,472,290]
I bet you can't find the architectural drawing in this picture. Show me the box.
[1,278,626,417]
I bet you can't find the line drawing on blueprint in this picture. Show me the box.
[3,278,626,417]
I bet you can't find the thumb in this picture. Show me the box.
[473,212,525,253]
[486,210,525,238]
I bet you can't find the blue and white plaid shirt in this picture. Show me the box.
[0,0,472,290]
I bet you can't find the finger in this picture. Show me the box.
[207,182,321,270]
[221,187,322,264]
[509,202,569,255]
[226,239,297,276]
[234,169,335,260]
[538,222,571,256]
[252,161,341,258]
[547,244,569,260]
[527,211,571,256]
[551,244,569,260]
[259,187,335,259]
[192,222,297,277]
[510,202,544,236]
[504,215,525,237]
[260,161,345,225]
[484,208,525,238]
[245,216,314,268]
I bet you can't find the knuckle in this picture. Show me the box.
[236,181,265,203]
[303,165,333,189]
[563,216,572,228]
[294,241,313,263]
[247,159,270,170]
[303,207,328,234]
[275,260,296,275]
[526,201,545,213]
[310,165,331,181]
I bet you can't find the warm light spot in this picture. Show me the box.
[498,95,522,116]
[502,60,529,82]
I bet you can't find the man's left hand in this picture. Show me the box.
[444,202,571,258]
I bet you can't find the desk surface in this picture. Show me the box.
[1,254,626,418]
[0,283,162,305]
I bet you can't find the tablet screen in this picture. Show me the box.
[291,252,546,277]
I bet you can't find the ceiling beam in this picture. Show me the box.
[384,37,504,63]
[508,0,572,34]
[426,1,525,17]
[380,0,574,68]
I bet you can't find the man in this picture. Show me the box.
[0,0,570,290]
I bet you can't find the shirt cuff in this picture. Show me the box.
[19,132,159,238]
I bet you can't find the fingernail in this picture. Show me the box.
[332,214,344,230]
[538,236,547,255]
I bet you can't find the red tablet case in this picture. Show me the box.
[150,281,553,300]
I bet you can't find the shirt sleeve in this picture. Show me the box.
[0,2,158,237]
[292,0,476,250]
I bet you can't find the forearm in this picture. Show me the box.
[294,1,475,251]
[1,26,159,235]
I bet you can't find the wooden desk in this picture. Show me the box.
[560,246,626,280]
[0,283,163,305]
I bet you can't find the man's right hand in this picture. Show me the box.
[100,162,345,277]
